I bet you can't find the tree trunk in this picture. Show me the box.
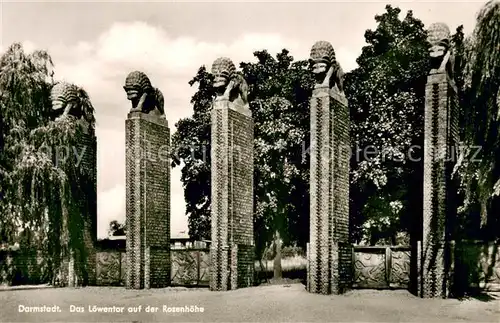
[273,230,282,279]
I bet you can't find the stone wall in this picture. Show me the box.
[352,246,411,289]
[417,240,500,294]
[93,248,210,287]
[95,239,125,286]
[171,249,210,286]
[4,243,498,292]
[96,251,124,286]
[351,242,500,293]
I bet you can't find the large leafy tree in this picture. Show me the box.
[241,50,313,275]
[344,6,466,245]
[0,43,54,247]
[0,43,95,284]
[171,66,214,241]
[171,50,313,269]
[345,5,430,244]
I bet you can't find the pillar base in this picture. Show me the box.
[418,241,454,298]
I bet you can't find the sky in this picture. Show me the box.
[0,0,487,239]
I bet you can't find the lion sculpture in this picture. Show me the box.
[309,41,344,93]
[123,71,165,116]
[50,82,94,124]
[211,57,249,106]
[427,22,455,78]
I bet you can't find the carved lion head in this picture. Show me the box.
[310,41,336,81]
[211,57,236,90]
[123,71,153,107]
[427,22,451,58]
[51,82,79,112]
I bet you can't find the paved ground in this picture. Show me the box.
[1,284,499,322]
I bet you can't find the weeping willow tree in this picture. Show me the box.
[0,43,54,249]
[0,43,96,285]
[455,0,500,240]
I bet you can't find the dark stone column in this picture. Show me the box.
[50,81,97,287]
[419,22,459,299]
[209,57,254,291]
[308,41,351,295]
[125,112,170,289]
[210,98,254,291]
[420,72,458,298]
[78,120,97,287]
[308,86,351,295]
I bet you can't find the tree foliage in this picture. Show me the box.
[174,3,500,251]
[0,43,96,284]
[241,50,313,259]
[108,220,126,236]
[455,0,500,239]
[344,5,430,244]
[0,43,54,245]
[171,66,214,241]
[172,50,313,259]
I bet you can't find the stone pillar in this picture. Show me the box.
[60,121,97,287]
[308,41,351,295]
[420,72,458,298]
[49,82,97,287]
[77,120,97,286]
[210,57,254,291]
[420,23,459,299]
[125,112,171,289]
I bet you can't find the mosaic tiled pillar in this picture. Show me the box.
[126,112,171,289]
[49,82,97,287]
[308,85,351,295]
[56,119,97,287]
[210,98,254,291]
[420,72,458,298]
[78,121,97,286]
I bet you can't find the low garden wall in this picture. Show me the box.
[94,249,210,287]
[351,241,500,292]
[2,240,499,291]
[352,245,411,289]
[94,238,210,287]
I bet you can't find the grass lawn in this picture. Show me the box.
[1,283,499,322]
